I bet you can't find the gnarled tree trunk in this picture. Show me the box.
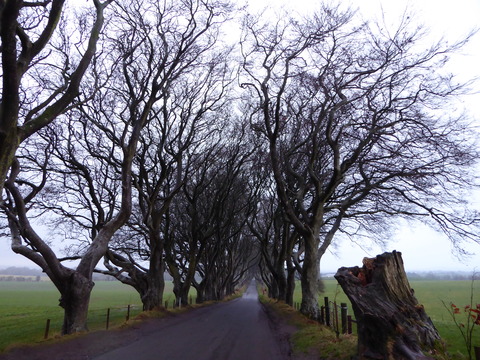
[141,271,165,311]
[285,258,296,306]
[300,233,321,319]
[59,272,94,335]
[141,237,166,311]
[335,251,444,360]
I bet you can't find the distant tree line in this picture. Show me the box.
[0,266,121,281]
[1,0,479,335]
[323,271,480,281]
[0,275,41,282]
[406,272,480,281]
[0,266,43,277]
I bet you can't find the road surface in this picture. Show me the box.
[0,280,292,360]
[94,280,287,360]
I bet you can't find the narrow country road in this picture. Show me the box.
[0,280,292,360]
[93,280,288,360]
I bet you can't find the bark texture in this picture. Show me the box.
[59,272,94,334]
[335,251,443,360]
[299,234,321,319]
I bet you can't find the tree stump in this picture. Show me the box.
[335,251,444,360]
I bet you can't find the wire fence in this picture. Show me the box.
[43,296,198,339]
[43,304,144,339]
[293,297,357,336]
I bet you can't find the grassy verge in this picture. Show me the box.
[260,295,357,359]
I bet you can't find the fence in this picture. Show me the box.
[163,296,196,309]
[293,297,357,336]
[43,304,143,339]
[43,297,197,339]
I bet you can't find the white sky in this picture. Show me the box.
[2,0,480,273]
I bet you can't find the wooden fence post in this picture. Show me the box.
[347,315,353,334]
[106,308,110,330]
[324,297,330,327]
[126,304,130,322]
[341,303,348,334]
[44,319,51,339]
[333,301,339,336]
[165,300,168,309]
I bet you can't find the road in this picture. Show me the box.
[93,280,287,360]
[0,280,291,360]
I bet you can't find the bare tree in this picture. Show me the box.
[192,159,258,302]
[164,122,258,304]
[94,0,233,310]
[1,0,229,333]
[164,141,223,306]
[250,191,299,305]
[0,0,112,196]
[240,6,480,319]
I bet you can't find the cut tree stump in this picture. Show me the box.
[335,251,444,360]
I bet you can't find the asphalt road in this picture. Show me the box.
[92,280,288,360]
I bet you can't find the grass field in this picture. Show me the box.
[0,280,184,352]
[292,279,480,358]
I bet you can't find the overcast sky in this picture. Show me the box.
[1,0,480,273]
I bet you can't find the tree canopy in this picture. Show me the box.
[1,0,479,328]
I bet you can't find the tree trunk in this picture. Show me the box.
[285,259,296,306]
[225,282,235,297]
[171,277,188,307]
[269,275,279,299]
[141,276,165,311]
[194,281,206,304]
[334,251,444,360]
[205,287,214,301]
[0,129,19,197]
[179,287,189,306]
[172,281,191,307]
[276,261,287,302]
[300,234,320,319]
[196,291,204,304]
[58,272,94,335]
[141,246,165,311]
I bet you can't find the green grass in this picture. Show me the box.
[292,279,480,358]
[260,295,357,359]
[411,280,479,359]
[0,280,187,352]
